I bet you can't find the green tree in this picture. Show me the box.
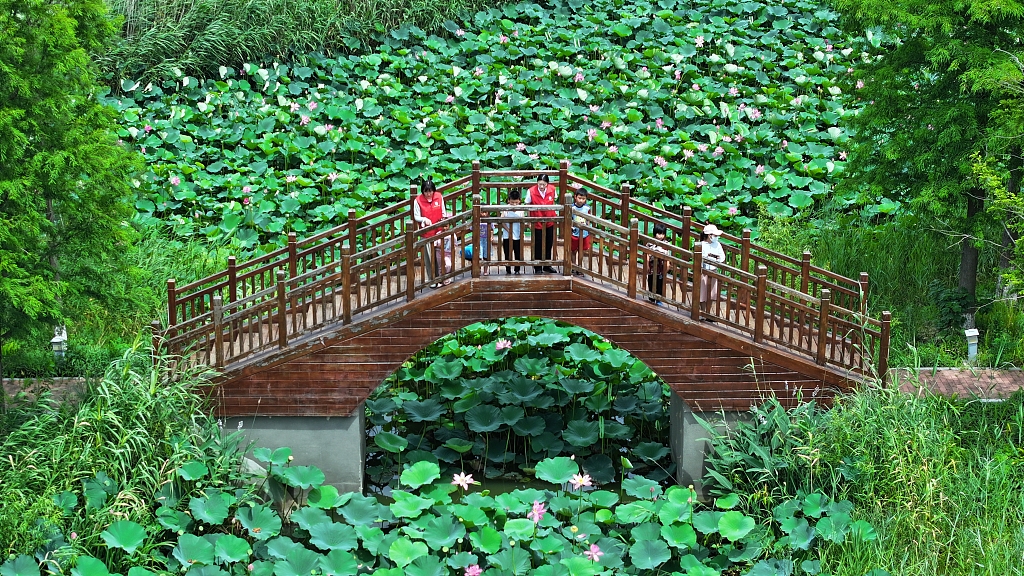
[0,0,137,376]
[832,0,1024,312]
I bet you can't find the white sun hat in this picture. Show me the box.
[703,223,722,236]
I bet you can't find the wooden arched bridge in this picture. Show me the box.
[156,162,891,418]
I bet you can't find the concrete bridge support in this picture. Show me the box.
[224,405,366,493]
[669,394,748,500]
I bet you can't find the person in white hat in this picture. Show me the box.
[699,223,726,317]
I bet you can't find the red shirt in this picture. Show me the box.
[527,184,557,228]
[416,193,444,237]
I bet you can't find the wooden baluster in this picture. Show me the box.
[691,243,703,321]
[213,294,225,368]
[800,251,812,293]
[859,272,870,315]
[150,320,162,366]
[562,192,574,276]
[816,289,831,365]
[619,183,631,228]
[627,218,639,299]
[879,311,892,384]
[276,270,288,349]
[472,194,482,279]
[754,265,767,343]
[342,243,352,325]
[681,206,692,249]
[406,229,416,302]
[167,279,177,327]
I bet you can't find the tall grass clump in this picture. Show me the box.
[0,341,242,558]
[101,0,506,80]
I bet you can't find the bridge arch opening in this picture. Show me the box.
[362,315,711,494]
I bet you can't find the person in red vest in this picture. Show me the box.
[413,178,450,287]
[525,174,558,274]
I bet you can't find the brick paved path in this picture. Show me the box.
[897,368,1024,400]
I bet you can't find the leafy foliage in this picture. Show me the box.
[106,0,863,250]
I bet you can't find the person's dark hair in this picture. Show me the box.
[573,188,588,199]
[537,174,550,183]
[422,178,437,194]
[699,231,708,242]
[653,223,667,236]
[508,190,521,201]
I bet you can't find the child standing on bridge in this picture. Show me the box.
[500,190,525,275]
[646,223,669,305]
[569,187,591,277]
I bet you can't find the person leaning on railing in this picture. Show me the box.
[699,223,726,319]
[525,174,557,274]
[413,178,450,288]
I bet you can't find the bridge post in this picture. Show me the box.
[859,272,870,315]
[627,218,639,298]
[740,230,751,273]
[227,257,238,302]
[276,270,288,349]
[691,244,703,321]
[213,294,225,368]
[167,279,177,328]
[562,192,573,276]
[341,243,352,325]
[800,251,812,293]
[287,233,298,277]
[754,266,767,343]
[472,194,482,279]
[619,183,631,229]
[879,311,892,384]
[816,289,831,365]
[471,160,481,201]
[405,229,416,302]
[681,206,692,248]
[347,209,357,253]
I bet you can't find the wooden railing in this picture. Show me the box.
[156,161,891,382]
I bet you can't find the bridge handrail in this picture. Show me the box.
[159,160,890,382]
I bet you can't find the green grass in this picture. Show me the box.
[101,0,506,80]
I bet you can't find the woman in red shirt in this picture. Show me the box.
[525,175,557,274]
[413,178,450,287]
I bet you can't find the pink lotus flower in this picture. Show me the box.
[465,566,482,576]
[695,35,705,48]
[574,72,585,82]
[826,44,833,52]
[70,532,77,540]
[474,67,484,77]
[641,66,648,73]
[170,176,181,186]
[722,135,732,143]
[516,143,527,152]
[325,124,334,131]
[329,172,340,181]
[587,128,597,141]
[856,80,865,89]
[290,102,300,112]
[529,153,539,160]
[839,151,847,160]
[738,103,746,109]
[143,124,153,133]
[713,146,724,157]
[286,175,297,183]
[654,156,667,168]
[141,146,146,153]
[674,70,682,80]
[242,197,250,205]
[495,338,512,350]
[683,149,694,159]
[499,34,509,44]
[452,472,475,490]
[734,134,743,143]
[697,179,707,187]
[749,108,762,120]
[456,28,465,37]
[570,473,592,490]
[446,95,455,103]
[582,115,588,122]
[691,83,700,91]
[300,115,310,125]
[697,143,708,152]
[847,67,854,74]
[584,544,603,562]
[242,186,251,194]
[655,118,664,129]
[528,500,546,523]
[755,165,765,175]
[608,145,618,153]
[728,206,738,215]
[781,140,788,148]
[307,101,318,111]
[600,121,611,129]
[729,87,739,96]
[589,105,600,113]
[513,29,519,37]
